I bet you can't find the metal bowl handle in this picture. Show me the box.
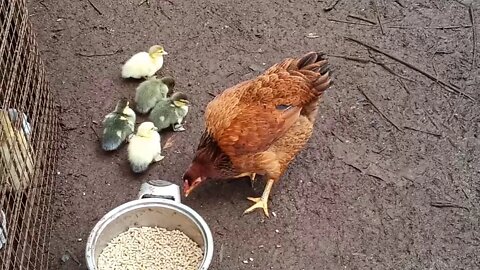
[137,180,181,203]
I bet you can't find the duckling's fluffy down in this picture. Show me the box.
[127,132,161,173]
[121,52,164,79]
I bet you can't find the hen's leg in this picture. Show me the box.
[234,173,257,187]
[243,179,274,217]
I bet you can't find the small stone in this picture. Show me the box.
[60,253,70,263]
[249,257,254,262]
[275,229,279,233]
[77,238,82,242]
[272,211,277,217]
[243,260,249,264]
[248,64,265,72]
[276,244,282,248]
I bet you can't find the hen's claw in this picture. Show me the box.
[243,197,269,217]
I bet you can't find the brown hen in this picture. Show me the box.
[183,52,332,217]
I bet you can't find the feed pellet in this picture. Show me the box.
[97,226,203,270]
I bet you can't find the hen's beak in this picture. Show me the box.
[183,177,203,197]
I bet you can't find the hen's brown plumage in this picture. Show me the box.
[183,52,332,216]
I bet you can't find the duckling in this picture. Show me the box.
[6,108,31,141]
[121,45,168,79]
[134,76,175,114]
[101,98,136,151]
[148,92,190,132]
[127,121,163,173]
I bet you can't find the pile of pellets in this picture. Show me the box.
[97,226,203,270]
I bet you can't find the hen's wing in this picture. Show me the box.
[205,52,332,157]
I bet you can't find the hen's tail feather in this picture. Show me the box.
[295,52,333,96]
[297,52,320,69]
[319,64,330,74]
[297,52,327,69]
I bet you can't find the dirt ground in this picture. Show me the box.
[27,0,479,269]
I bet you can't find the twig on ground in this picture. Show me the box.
[394,0,404,8]
[453,0,467,7]
[396,78,410,94]
[387,25,472,30]
[138,0,150,7]
[76,49,122,57]
[429,25,472,30]
[323,0,341,12]
[330,54,414,82]
[423,113,440,130]
[346,37,476,101]
[372,59,416,82]
[368,51,416,82]
[158,7,171,20]
[430,201,469,211]
[66,250,81,266]
[90,126,100,141]
[39,1,49,10]
[357,86,403,132]
[469,4,477,69]
[62,126,78,131]
[424,111,440,130]
[207,92,216,98]
[342,161,362,173]
[373,0,385,35]
[327,54,371,63]
[327,18,373,27]
[403,126,441,138]
[347,14,377,25]
[342,161,386,182]
[330,131,345,142]
[86,0,102,15]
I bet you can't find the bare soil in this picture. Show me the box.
[28,0,479,269]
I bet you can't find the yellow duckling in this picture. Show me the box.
[127,121,163,173]
[121,45,168,79]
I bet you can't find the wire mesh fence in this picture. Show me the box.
[0,0,58,269]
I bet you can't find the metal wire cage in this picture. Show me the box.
[0,0,58,269]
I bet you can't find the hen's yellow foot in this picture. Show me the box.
[243,179,274,217]
[244,197,269,217]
